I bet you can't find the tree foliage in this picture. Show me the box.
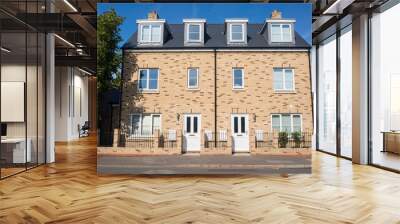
[97,9,124,92]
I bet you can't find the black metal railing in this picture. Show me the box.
[158,131,177,148]
[204,131,228,148]
[125,133,156,148]
[278,132,313,148]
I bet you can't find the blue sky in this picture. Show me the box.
[98,3,312,47]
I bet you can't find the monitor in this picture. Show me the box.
[1,123,7,137]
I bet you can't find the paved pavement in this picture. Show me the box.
[98,154,311,175]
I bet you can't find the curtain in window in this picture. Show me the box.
[271,25,281,42]
[284,69,294,90]
[231,25,243,40]
[142,25,151,41]
[152,115,161,134]
[141,115,152,135]
[282,24,291,42]
[272,115,280,131]
[151,25,161,42]
[292,115,301,132]
[282,115,291,132]
[273,69,283,90]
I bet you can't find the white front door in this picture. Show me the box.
[183,114,201,152]
[231,114,249,152]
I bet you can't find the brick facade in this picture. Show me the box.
[120,50,312,154]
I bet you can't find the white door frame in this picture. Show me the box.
[183,114,201,152]
[231,114,250,152]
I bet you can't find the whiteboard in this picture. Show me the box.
[1,82,25,122]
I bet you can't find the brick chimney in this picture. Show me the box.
[147,11,159,20]
[271,10,282,19]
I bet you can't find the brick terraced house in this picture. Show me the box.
[117,10,313,155]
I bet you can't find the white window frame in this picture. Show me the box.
[187,24,202,42]
[129,113,162,136]
[271,114,302,132]
[270,23,293,43]
[273,68,295,91]
[139,24,162,43]
[232,68,244,89]
[138,68,159,91]
[229,23,245,42]
[187,68,199,89]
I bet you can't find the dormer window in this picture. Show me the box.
[230,24,244,42]
[137,11,165,46]
[183,19,206,45]
[265,10,295,44]
[270,24,292,42]
[226,19,248,45]
[140,24,162,43]
[188,24,201,42]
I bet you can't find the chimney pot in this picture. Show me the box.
[271,10,282,19]
[148,11,159,20]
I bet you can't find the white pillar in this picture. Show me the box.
[352,14,369,164]
[46,32,55,163]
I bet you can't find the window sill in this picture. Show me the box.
[232,88,245,91]
[139,90,160,94]
[187,88,200,91]
[274,90,296,94]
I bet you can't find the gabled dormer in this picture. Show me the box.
[183,19,206,46]
[136,11,166,46]
[265,10,295,44]
[225,19,248,45]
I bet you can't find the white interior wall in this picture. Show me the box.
[55,66,89,141]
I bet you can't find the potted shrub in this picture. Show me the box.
[278,132,288,148]
[292,131,302,148]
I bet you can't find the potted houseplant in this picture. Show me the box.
[292,131,302,148]
[278,132,288,148]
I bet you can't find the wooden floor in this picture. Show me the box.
[1,135,400,224]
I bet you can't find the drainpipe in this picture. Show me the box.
[214,48,217,137]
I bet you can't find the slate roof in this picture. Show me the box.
[122,23,311,50]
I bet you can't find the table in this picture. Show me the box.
[382,131,400,155]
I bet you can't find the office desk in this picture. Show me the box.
[1,138,31,163]
[382,132,400,155]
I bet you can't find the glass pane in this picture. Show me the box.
[131,115,140,135]
[284,69,294,90]
[193,116,198,133]
[149,79,158,90]
[234,117,238,133]
[282,115,291,132]
[241,117,246,133]
[282,24,291,42]
[152,115,161,134]
[272,115,280,131]
[233,69,243,87]
[274,69,283,90]
[141,25,150,41]
[186,116,191,133]
[189,32,200,41]
[371,5,400,171]
[188,69,198,87]
[27,31,38,169]
[189,24,200,33]
[318,35,337,154]
[293,115,301,132]
[38,33,45,165]
[231,25,243,41]
[340,27,352,158]
[1,30,27,177]
[139,70,147,89]
[142,115,152,135]
[271,25,281,42]
[151,25,161,42]
[149,69,158,80]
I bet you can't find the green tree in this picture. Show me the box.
[97,9,124,92]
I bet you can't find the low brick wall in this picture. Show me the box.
[251,147,311,156]
[98,147,181,156]
[201,147,232,155]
